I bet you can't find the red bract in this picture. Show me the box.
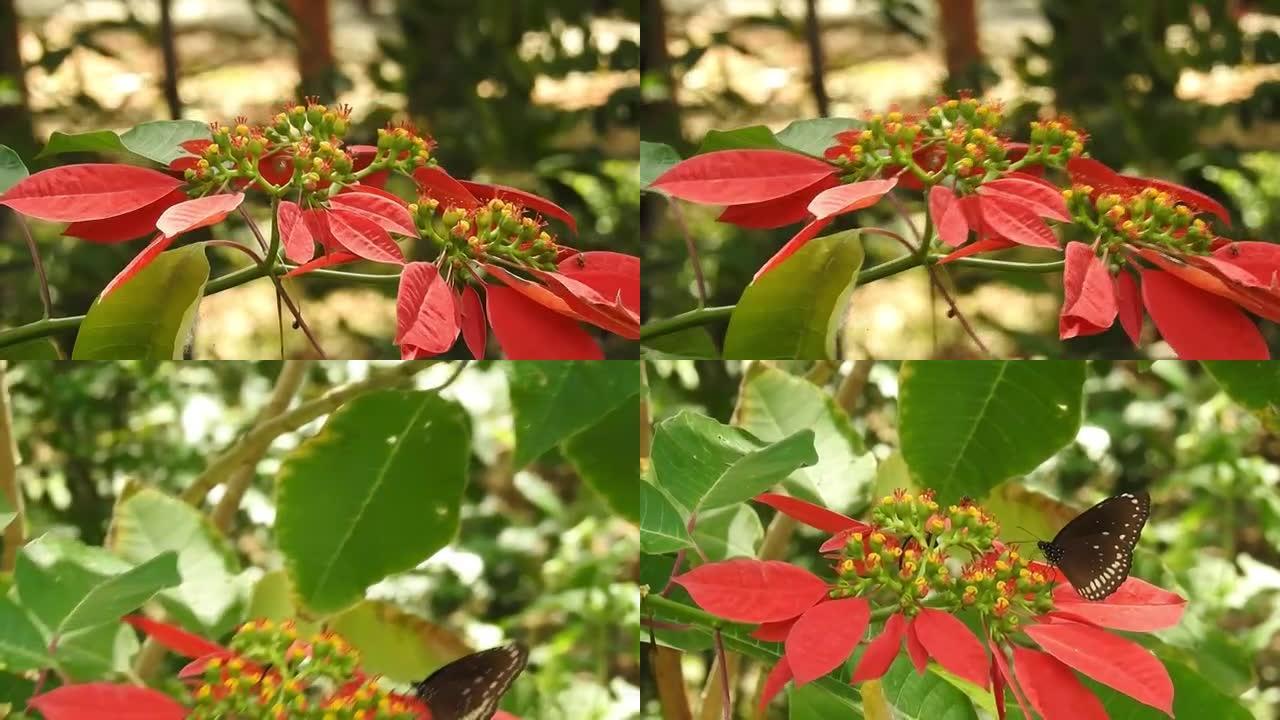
[673,558,829,623]
[807,179,898,220]
[1050,577,1186,632]
[717,175,840,229]
[460,179,578,235]
[1140,266,1269,359]
[329,191,418,237]
[651,149,839,205]
[1060,242,1118,339]
[759,658,794,712]
[850,611,907,682]
[29,683,188,720]
[101,234,173,297]
[929,186,969,247]
[1067,157,1231,225]
[414,166,481,210]
[277,199,316,263]
[1012,645,1108,720]
[785,597,870,684]
[124,615,229,658]
[485,285,604,359]
[396,263,460,357]
[459,285,487,359]
[156,192,244,238]
[753,492,870,536]
[325,206,406,264]
[63,189,187,243]
[1024,616,1174,715]
[0,163,182,222]
[285,251,361,277]
[911,607,989,688]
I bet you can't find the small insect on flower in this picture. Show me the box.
[413,643,529,720]
[1037,491,1150,601]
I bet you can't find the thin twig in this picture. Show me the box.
[714,631,731,720]
[237,206,328,358]
[0,363,26,572]
[879,196,991,356]
[669,202,708,307]
[16,216,51,319]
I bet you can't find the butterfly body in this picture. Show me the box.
[1038,491,1150,601]
[414,642,528,720]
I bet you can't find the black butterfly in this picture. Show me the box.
[1037,491,1150,601]
[413,642,529,720]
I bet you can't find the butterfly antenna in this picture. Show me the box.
[1002,525,1042,545]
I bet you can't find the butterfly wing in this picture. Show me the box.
[1051,491,1150,601]
[414,643,528,720]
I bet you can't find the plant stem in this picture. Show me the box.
[0,363,26,572]
[16,216,51,319]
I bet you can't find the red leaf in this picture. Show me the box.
[1025,618,1174,714]
[285,251,361,277]
[759,659,793,712]
[1116,270,1144,346]
[258,152,294,186]
[851,612,905,683]
[485,285,603,359]
[1059,242,1117,339]
[929,185,970,247]
[558,251,641,315]
[753,215,834,280]
[302,209,339,252]
[807,178,898,220]
[1141,268,1269,359]
[1127,174,1231,225]
[396,263,459,356]
[1066,157,1132,198]
[29,683,188,720]
[102,234,175,297]
[784,597,870,685]
[0,164,183,222]
[979,178,1071,222]
[179,651,243,678]
[751,618,797,642]
[1144,248,1280,323]
[156,192,244,238]
[991,649,1007,720]
[1050,577,1187,632]
[459,285,487,359]
[413,166,481,210]
[911,607,989,688]
[752,493,865,535]
[460,180,579,235]
[123,615,228,658]
[1012,646,1108,720]
[980,194,1059,248]
[717,175,839,229]
[277,200,316,264]
[328,192,418,237]
[904,618,928,673]
[326,208,405,264]
[63,189,186,244]
[340,182,411,208]
[484,264,575,317]
[1213,241,1280,289]
[652,150,838,206]
[533,270,640,339]
[937,237,1017,264]
[672,558,829,624]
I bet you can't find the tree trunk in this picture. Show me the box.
[0,0,36,161]
[803,0,830,116]
[287,0,336,101]
[938,0,983,92]
[158,0,182,118]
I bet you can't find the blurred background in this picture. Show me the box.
[4,360,639,718]
[642,359,1280,718]
[642,0,1280,358]
[0,0,640,358]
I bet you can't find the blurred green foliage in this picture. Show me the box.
[3,361,638,719]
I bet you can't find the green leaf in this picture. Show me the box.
[506,361,640,467]
[14,536,180,637]
[277,391,470,615]
[0,338,61,360]
[36,130,130,160]
[697,125,788,154]
[649,412,818,516]
[1202,361,1280,412]
[640,141,682,188]
[35,121,208,165]
[55,622,138,681]
[873,450,916,497]
[109,488,243,634]
[692,504,763,560]
[641,327,719,359]
[980,482,1077,545]
[879,655,979,720]
[775,117,862,157]
[790,682,863,719]
[735,363,875,513]
[328,600,472,684]
[898,361,1086,504]
[639,480,694,554]
[0,145,29,193]
[119,120,211,165]
[724,230,864,360]
[72,244,210,360]
[562,393,639,522]
[0,598,51,671]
